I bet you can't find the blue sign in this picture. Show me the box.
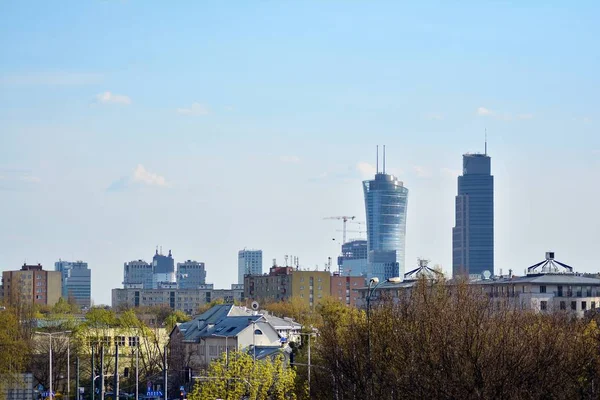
[179,386,185,392]
[146,391,163,398]
[41,391,55,397]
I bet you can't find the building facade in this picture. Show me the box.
[330,273,364,307]
[54,260,91,308]
[337,239,368,277]
[152,249,175,287]
[112,284,244,315]
[177,260,207,289]
[244,266,332,308]
[363,171,409,281]
[452,152,494,278]
[238,249,263,284]
[1,264,61,307]
[123,260,153,289]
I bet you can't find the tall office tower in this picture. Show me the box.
[177,260,207,289]
[152,249,175,288]
[2,264,62,307]
[363,146,409,281]
[123,259,153,289]
[54,260,91,308]
[337,239,368,277]
[452,147,494,278]
[238,249,263,284]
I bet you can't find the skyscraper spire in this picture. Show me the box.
[376,145,379,174]
[485,129,487,155]
[383,145,386,174]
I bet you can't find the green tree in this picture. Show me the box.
[0,307,30,400]
[188,351,296,400]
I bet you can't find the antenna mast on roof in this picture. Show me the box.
[383,145,386,174]
[376,145,379,174]
[485,129,487,155]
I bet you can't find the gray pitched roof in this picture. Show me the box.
[177,304,264,342]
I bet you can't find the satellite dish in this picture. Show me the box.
[482,270,491,280]
[251,301,260,311]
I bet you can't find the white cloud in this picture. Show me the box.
[96,91,131,105]
[177,102,210,116]
[413,166,432,178]
[477,106,533,121]
[279,155,301,163]
[477,106,494,116]
[0,169,41,190]
[107,164,168,191]
[440,167,461,179]
[132,164,167,186]
[356,162,376,178]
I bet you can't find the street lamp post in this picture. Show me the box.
[35,331,72,400]
[366,277,382,399]
[296,331,316,397]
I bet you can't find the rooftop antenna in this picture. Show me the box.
[376,145,379,174]
[485,129,487,155]
[383,145,386,174]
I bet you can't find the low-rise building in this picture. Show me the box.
[356,252,600,318]
[169,304,285,370]
[111,284,244,315]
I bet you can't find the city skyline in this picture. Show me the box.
[1,1,599,305]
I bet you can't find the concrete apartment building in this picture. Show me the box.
[112,284,244,315]
[330,273,364,307]
[244,265,331,308]
[1,264,61,307]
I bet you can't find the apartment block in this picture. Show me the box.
[2,264,62,307]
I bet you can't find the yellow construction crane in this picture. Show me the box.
[324,216,356,243]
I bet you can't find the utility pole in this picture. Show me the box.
[135,343,139,400]
[67,340,70,400]
[91,345,95,400]
[163,346,168,400]
[307,334,311,397]
[100,345,105,400]
[76,357,79,400]
[114,344,119,400]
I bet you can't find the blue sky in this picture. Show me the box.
[1,1,598,305]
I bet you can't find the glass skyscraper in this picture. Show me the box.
[238,249,263,284]
[363,173,409,281]
[452,152,494,278]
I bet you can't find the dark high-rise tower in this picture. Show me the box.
[363,146,409,281]
[452,149,494,278]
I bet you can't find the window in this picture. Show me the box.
[593,302,596,309]
[582,301,587,310]
[560,301,566,310]
[539,286,546,293]
[128,337,139,347]
[300,286,304,290]
[116,336,125,346]
[571,301,577,311]
[540,301,547,311]
[254,329,263,335]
